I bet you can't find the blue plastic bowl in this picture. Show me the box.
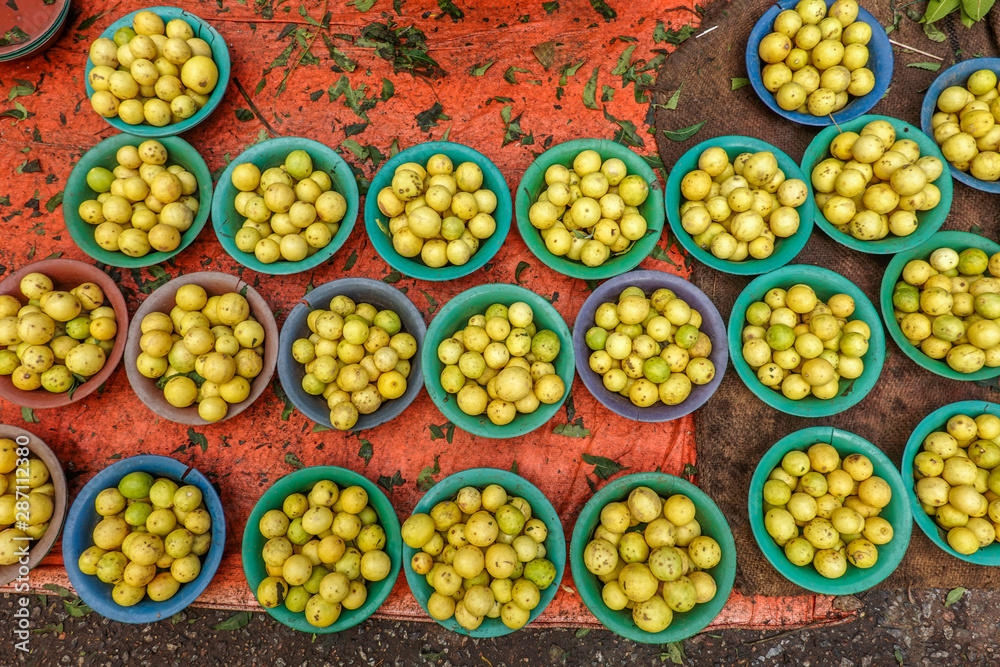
[801,114,954,255]
[84,7,230,137]
[242,465,402,633]
[62,455,226,624]
[364,141,512,281]
[212,137,359,275]
[665,136,815,275]
[572,270,728,421]
[727,265,886,417]
[402,468,566,637]
[277,277,427,430]
[570,472,736,643]
[749,427,913,594]
[920,58,1000,194]
[902,400,1000,565]
[746,0,892,127]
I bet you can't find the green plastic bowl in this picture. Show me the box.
[401,468,566,637]
[570,472,736,643]
[748,427,912,594]
[514,139,666,280]
[880,230,1000,382]
[665,136,815,275]
[728,265,886,417]
[801,114,954,254]
[364,141,512,281]
[62,132,213,268]
[241,466,402,633]
[901,400,1000,565]
[84,6,230,138]
[421,284,575,438]
[212,137,359,276]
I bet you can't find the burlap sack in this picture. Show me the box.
[653,0,1000,595]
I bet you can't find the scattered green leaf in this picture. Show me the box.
[415,101,448,132]
[583,66,600,109]
[504,66,532,85]
[662,120,706,142]
[895,648,904,666]
[944,587,966,608]
[416,455,441,491]
[212,611,252,631]
[21,406,38,424]
[575,627,592,638]
[589,0,617,21]
[285,452,305,470]
[731,77,750,90]
[234,108,254,121]
[554,422,591,438]
[187,428,208,453]
[322,34,358,72]
[611,44,637,76]
[437,0,465,21]
[659,641,686,664]
[348,0,377,11]
[542,1,560,14]
[682,463,698,478]
[922,21,947,42]
[357,439,374,466]
[654,21,696,46]
[63,598,91,618]
[44,191,63,213]
[377,470,406,494]
[582,453,627,480]
[907,62,942,71]
[515,261,531,284]
[470,60,495,76]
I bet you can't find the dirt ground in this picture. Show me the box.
[2,588,997,666]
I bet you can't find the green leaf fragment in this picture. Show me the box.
[583,66,600,109]
[662,120,706,142]
[944,587,966,608]
[731,77,750,90]
[582,453,626,479]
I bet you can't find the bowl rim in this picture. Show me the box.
[420,283,576,439]
[919,57,1000,194]
[210,136,360,276]
[513,138,667,280]
[569,471,737,643]
[83,6,231,138]
[0,0,70,62]
[401,467,567,637]
[61,454,226,623]
[901,400,1000,564]
[0,258,129,409]
[664,135,816,275]
[878,230,1000,381]
[726,264,886,417]
[747,426,913,595]
[276,277,427,430]
[571,269,729,421]
[744,0,893,127]
[62,132,214,268]
[123,270,278,425]
[363,140,513,282]
[0,425,69,587]
[240,465,402,633]
[800,114,954,255]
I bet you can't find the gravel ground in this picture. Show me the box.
[1,589,996,666]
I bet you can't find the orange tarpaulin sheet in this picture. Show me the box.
[0,0,848,631]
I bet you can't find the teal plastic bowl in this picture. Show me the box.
[728,265,886,417]
[902,400,1000,565]
[84,6,230,137]
[665,136,815,275]
[880,230,1000,382]
[401,468,566,637]
[364,141,512,281]
[63,132,213,268]
[748,427,913,594]
[212,137,359,275]
[421,284,575,438]
[241,466,402,633]
[570,472,736,643]
[514,139,666,280]
[801,114,953,254]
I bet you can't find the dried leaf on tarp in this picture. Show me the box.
[532,41,556,69]
[285,452,305,470]
[662,120,706,142]
[555,422,591,438]
[187,428,208,453]
[470,60,495,76]
[357,439,374,466]
[378,470,406,494]
[589,0,617,21]
[583,66,600,109]
[416,455,441,491]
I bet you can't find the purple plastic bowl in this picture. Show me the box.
[572,270,728,421]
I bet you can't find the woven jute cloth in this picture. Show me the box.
[653,0,1000,595]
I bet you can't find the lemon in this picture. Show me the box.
[118,471,155,500]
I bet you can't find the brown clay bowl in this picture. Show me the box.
[124,271,278,425]
[0,425,68,586]
[0,259,129,410]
